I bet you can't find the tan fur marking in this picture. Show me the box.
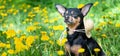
[66,11,68,14]
[71,45,82,56]
[71,11,74,14]
[64,43,70,52]
[67,17,81,35]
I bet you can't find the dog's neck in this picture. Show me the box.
[67,20,85,35]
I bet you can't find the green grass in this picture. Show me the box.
[0,0,120,56]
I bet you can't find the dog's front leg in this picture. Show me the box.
[64,42,75,56]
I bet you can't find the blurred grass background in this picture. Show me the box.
[0,0,120,56]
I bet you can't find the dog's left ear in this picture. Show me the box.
[55,4,66,16]
[80,3,93,16]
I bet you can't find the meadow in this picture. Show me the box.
[0,0,120,56]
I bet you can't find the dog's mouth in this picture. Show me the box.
[64,20,73,24]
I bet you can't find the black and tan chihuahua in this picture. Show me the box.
[55,3,105,56]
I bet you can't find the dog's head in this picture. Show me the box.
[55,3,93,25]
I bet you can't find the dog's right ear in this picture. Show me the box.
[80,3,93,16]
[55,4,66,16]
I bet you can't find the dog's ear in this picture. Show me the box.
[55,4,66,16]
[80,3,93,16]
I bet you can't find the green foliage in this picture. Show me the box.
[0,0,120,56]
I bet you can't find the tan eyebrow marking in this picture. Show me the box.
[66,11,68,14]
[71,11,74,14]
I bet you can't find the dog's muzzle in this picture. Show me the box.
[64,18,73,24]
[64,20,73,24]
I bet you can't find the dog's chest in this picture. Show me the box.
[68,30,75,35]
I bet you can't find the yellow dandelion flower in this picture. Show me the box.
[53,26,58,30]
[26,36,35,47]
[26,36,35,48]
[50,32,54,36]
[44,19,49,23]
[58,25,64,30]
[5,29,16,38]
[101,15,107,19]
[49,20,55,23]
[108,21,113,24]
[33,7,40,13]
[93,1,99,6]
[7,49,15,54]
[33,22,39,25]
[6,43,11,48]
[94,48,100,52]
[53,25,64,30]
[23,9,27,12]
[53,18,59,21]
[0,42,6,48]
[62,38,67,43]
[27,4,31,8]
[78,48,85,53]
[41,32,49,41]
[20,35,26,41]
[101,34,107,38]
[1,52,7,56]
[57,50,64,55]
[7,8,14,13]
[22,21,26,24]
[1,13,8,17]
[41,31,47,34]
[25,18,30,22]
[57,38,67,46]
[42,7,48,14]
[77,4,84,8]
[115,23,120,28]
[26,26,36,32]
[3,0,6,4]
[0,5,5,9]
[28,12,35,17]
[13,10,19,15]
[14,37,27,53]
[41,35,49,41]
[49,40,54,45]
[98,21,107,26]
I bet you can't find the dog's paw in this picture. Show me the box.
[84,19,94,38]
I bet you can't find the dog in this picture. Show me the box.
[55,3,105,56]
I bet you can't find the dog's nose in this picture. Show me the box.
[65,16,69,20]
